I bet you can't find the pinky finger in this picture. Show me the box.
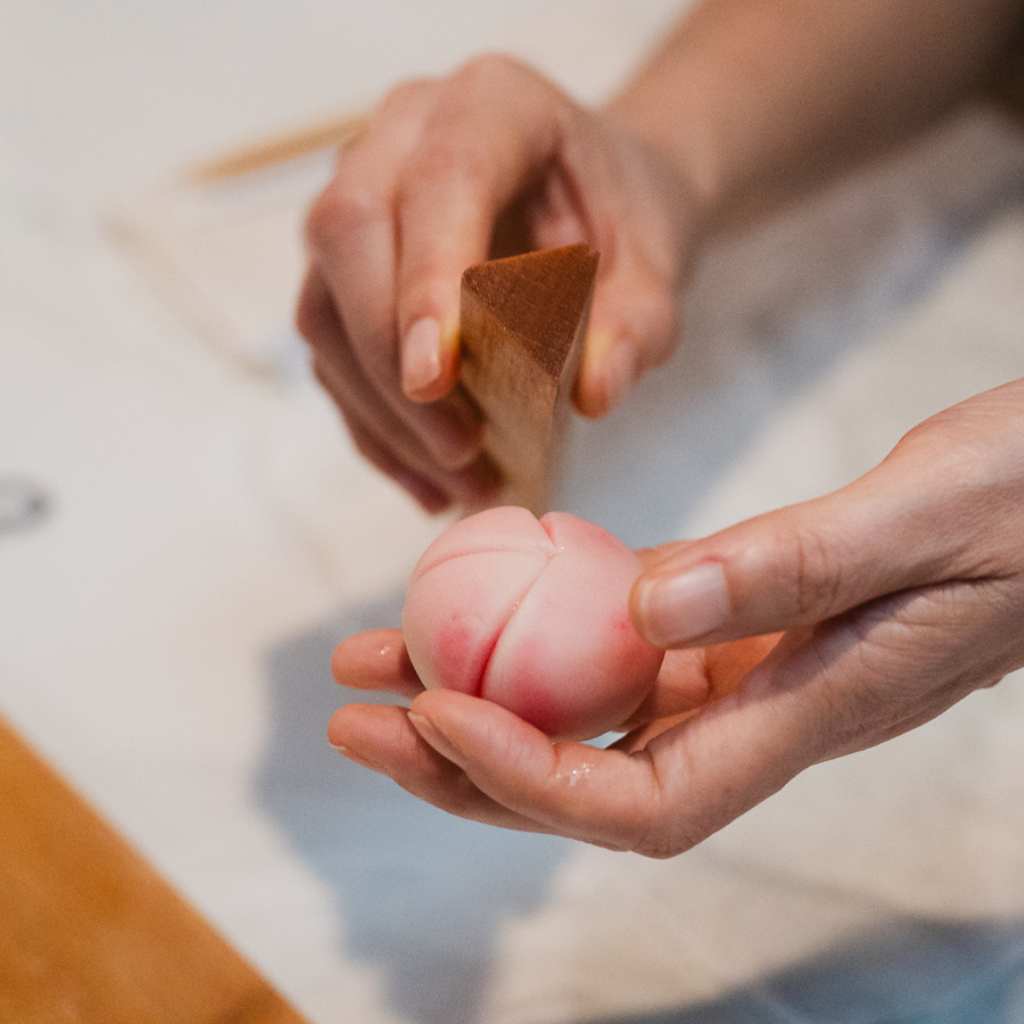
[331,629,424,700]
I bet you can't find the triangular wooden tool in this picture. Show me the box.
[459,244,599,514]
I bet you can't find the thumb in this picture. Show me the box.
[631,462,962,648]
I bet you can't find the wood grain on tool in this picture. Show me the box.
[0,718,307,1024]
[459,244,599,514]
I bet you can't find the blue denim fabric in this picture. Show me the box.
[588,920,1024,1024]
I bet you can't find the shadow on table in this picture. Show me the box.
[583,916,1024,1024]
[256,591,572,1024]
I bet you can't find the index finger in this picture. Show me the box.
[394,56,567,401]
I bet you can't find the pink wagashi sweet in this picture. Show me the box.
[401,506,664,739]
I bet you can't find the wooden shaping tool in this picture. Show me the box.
[0,719,306,1024]
[459,244,599,514]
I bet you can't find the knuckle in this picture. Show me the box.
[783,525,844,621]
[625,751,689,859]
[378,76,434,113]
[636,841,682,861]
[404,140,492,198]
[632,815,692,859]
[349,430,372,460]
[305,182,385,252]
[294,291,323,344]
[350,428,387,469]
[454,51,528,87]
[590,839,633,854]
[304,192,340,252]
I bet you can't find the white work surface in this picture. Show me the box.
[4,4,1024,1022]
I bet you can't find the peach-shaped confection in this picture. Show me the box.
[401,506,664,739]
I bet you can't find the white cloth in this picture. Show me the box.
[4,3,1024,1022]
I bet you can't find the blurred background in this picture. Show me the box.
[4,2,1024,1022]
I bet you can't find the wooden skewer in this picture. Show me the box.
[184,111,369,184]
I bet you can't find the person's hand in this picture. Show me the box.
[329,626,780,842]
[296,54,705,513]
[327,381,1024,856]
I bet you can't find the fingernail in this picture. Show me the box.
[636,562,731,647]
[408,711,462,764]
[402,318,442,396]
[331,742,384,772]
[604,342,639,412]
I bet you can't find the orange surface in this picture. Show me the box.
[0,718,306,1024]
